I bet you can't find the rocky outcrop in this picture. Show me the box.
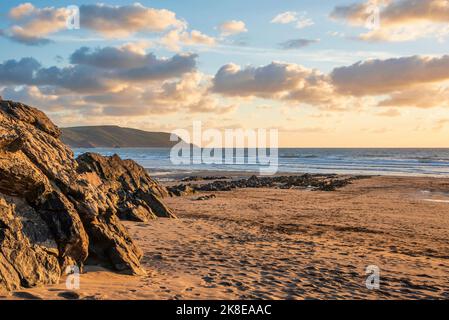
[0,99,175,293]
[167,184,197,197]
[168,174,369,196]
[76,153,175,221]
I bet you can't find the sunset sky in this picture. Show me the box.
[1,0,448,147]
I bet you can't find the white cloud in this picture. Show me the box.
[271,11,298,24]
[213,54,449,110]
[211,61,343,108]
[2,3,74,45]
[219,20,248,36]
[270,11,314,29]
[331,0,449,42]
[1,3,186,45]
[160,28,216,51]
[79,3,185,37]
[331,55,449,95]
[0,45,236,119]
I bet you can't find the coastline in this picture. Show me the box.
[3,173,448,300]
[72,147,449,178]
[146,168,449,181]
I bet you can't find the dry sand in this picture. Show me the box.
[3,175,449,300]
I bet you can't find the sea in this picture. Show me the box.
[73,148,449,177]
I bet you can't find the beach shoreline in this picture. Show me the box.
[146,168,449,182]
[2,173,449,300]
[72,147,449,178]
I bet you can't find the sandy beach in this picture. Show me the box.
[3,174,448,300]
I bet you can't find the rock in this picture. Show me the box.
[0,195,60,291]
[195,195,217,201]
[76,152,176,221]
[170,174,368,195]
[196,181,235,192]
[1,99,176,291]
[167,184,197,197]
[181,176,228,182]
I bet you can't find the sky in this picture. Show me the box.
[0,0,448,147]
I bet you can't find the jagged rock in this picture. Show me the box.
[167,184,197,197]
[0,100,89,287]
[0,99,176,291]
[0,194,60,293]
[76,153,176,221]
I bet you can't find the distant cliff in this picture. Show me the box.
[61,126,183,148]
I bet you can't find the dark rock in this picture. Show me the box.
[0,195,60,291]
[76,152,175,221]
[182,176,228,182]
[170,174,368,196]
[195,195,217,201]
[167,184,197,197]
[1,99,176,292]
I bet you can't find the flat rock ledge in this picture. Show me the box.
[0,99,174,293]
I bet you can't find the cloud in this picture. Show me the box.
[0,57,41,84]
[1,26,53,46]
[279,38,319,49]
[79,3,185,37]
[271,11,298,24]
[0,86,84,112]
[376,109,401,117]
[270,11,314,29]
[296,16,315,29]
[2,3,216,50]
[378,86,449,108]
[212,54,449,110]
[219,20,248,36]
[0,45,198,94]
[83,72,236,116]
[331,0,449,42]
[1,3,185,45]
[4,47,449,123]
[331,55,449,95]
[212,62,311,97]
[1,3,73,45]
[330,54,449,109]
[70,45,155,69]
[70,45,198,82]
[187,98,238,114]
[211,61,343,108]
[0,45,236,120]
[330,0,386,25]
[160,28,216,51]
[116,53,198,82]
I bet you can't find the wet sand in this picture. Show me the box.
[3,175,449,300]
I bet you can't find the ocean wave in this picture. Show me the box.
[280,154,319,159]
